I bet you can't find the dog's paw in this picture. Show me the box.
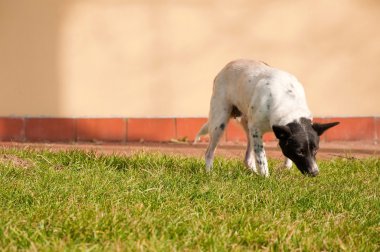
[257,166,270,177]
[244,160,257,173]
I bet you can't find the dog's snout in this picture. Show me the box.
[308,161,319,177]
[310,169,319,177]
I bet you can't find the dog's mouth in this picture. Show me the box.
[291,157,319,177]
[305,170,319,177]
[299,168,319,177]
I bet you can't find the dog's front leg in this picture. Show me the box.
[249,127,269,177]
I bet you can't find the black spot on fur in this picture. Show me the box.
[287,89,295,97]
[266,82,270,86]
[254,144,263,151]
[220,123,225,130]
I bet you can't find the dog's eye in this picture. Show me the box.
[296,149,304,156]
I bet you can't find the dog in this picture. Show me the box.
[194,59,339,177]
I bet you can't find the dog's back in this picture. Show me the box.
[213,59,311,130]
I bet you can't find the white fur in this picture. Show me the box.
[283,158,293,169]
[215,59,312,130]
[195,59,313,176]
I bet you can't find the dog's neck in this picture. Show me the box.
[271,108,312,127]
[286,117,313,131]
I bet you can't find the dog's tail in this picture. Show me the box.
[193,122,209,144]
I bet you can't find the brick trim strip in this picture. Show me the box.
[0,117,378,143]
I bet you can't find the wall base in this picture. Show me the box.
[0,117,378,143]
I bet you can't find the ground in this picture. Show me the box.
[1,141,379,161]
[1,141,379,250]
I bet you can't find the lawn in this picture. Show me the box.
[0,148,379,251]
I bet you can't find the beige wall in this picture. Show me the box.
[1,0,379,118]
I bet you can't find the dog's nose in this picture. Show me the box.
[310,170,319,177]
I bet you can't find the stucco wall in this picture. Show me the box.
[1,0,379,117]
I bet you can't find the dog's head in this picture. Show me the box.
[272,118,339,176]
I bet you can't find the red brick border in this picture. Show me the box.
[127,118,176,142]
[322,117,376,141]
[0,118,24,141]
[0,117,378,143]
[376,118,380,143]
[176,118,208,141]
[77,118,126,142]
[25,118,76,142]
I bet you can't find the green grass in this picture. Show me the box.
[0,148,379,251]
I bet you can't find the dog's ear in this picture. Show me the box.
[272,125,292,140]
[312,122,340,136]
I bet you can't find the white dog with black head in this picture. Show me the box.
[194,59,339,177]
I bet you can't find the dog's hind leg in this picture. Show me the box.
[204,99,231,172]
[205,119,229,172]
[240,117,257,173]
